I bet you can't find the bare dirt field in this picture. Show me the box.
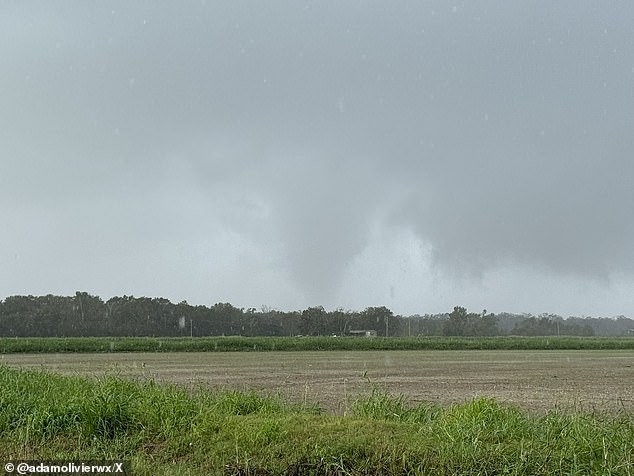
[2,350,633,414]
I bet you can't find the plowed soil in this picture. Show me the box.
[2,350,633,414]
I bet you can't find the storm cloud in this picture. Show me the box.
[3,1,634,316]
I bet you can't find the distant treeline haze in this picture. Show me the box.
[0,293,632,337]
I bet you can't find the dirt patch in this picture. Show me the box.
[2,350,633,414]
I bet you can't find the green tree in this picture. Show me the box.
[359,306,393,336]
[300,306,327,336]
[443,306,469,336]
[471,309,498,336]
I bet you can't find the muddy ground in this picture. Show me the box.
[2,350,633,414]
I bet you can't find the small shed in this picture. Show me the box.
[347,329,377,338]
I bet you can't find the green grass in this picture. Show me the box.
[2,335,634,353]
[1,366,633,475]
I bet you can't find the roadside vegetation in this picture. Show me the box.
[2,335,634,353]
[1,366,633,475]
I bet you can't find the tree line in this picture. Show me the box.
[0,293,632,338]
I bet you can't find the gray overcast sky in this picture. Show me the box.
[3,1,634,316]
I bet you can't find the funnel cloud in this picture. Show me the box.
[3,2,634,316]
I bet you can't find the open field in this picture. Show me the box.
[2,349,633,414]
[2,364,634,475]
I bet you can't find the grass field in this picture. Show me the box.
[1,335,634,353]
[1,365,633,475]
[2,341,634,474]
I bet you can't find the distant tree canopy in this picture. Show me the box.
[0,293,628,337]
[443,306,498,337]
[510,315,594,337]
